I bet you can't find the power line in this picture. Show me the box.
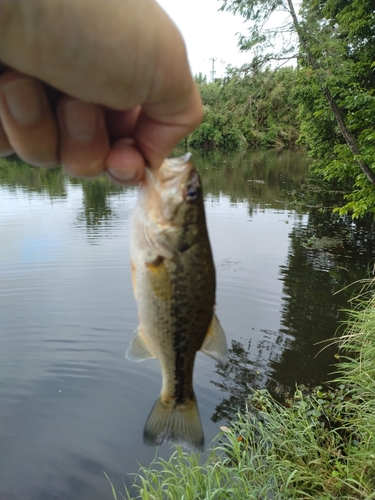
[209,58,216,81]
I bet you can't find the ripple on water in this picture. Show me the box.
[2,154,375,499]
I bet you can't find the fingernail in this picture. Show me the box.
[2,79,44,125]
[119,138,135,146]
[107,166,138,182]
[62,100,99,141]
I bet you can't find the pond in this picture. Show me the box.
[1,150,375,499]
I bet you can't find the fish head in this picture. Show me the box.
[140,152,203,223]
[134,153,205,258]
[144,153,202,223]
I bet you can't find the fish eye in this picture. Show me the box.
[185,186,198,202]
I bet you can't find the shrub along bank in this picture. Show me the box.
[181,67,301,152]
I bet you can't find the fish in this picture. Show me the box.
[126,152,227,452]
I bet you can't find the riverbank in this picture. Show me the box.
[113,279,375,499]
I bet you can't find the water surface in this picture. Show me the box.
[1,151,374,499]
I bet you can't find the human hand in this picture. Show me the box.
[0,0,202,184]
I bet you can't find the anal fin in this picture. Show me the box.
[200,312,227,364]
[126,327,156,362]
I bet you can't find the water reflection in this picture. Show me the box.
[1,150,375,499]
[0,156,134,241]
[274,208,375,390]
[76,178,127,242]
[207,169,375,423]
[194,149,310,212]
[0,156,67,198]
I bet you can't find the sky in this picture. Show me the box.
[156,0,252,79]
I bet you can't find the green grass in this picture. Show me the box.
[110,280,375,499]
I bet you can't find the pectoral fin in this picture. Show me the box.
[126,327,156,362]
[200,312,227,364]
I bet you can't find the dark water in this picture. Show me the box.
[1,150,375,499]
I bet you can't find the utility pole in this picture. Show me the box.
[209,58,216,81]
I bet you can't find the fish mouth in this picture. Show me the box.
[140,153,197,224]
[158,153,193,183]
[144,153,193,186]
[144,153,195,199]
[164,152,192,169]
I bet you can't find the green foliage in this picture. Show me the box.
[218,0,375,217]
[187,67,300,151]
[295,0,375,217]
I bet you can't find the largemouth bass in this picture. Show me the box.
[127,153,227,452]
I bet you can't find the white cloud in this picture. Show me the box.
[156,0,251,78]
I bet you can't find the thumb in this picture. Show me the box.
[135,83,203,169]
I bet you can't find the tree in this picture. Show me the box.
[186,67,300,151]
[219,0,375,217]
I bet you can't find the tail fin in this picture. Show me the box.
[143,395,204,453]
